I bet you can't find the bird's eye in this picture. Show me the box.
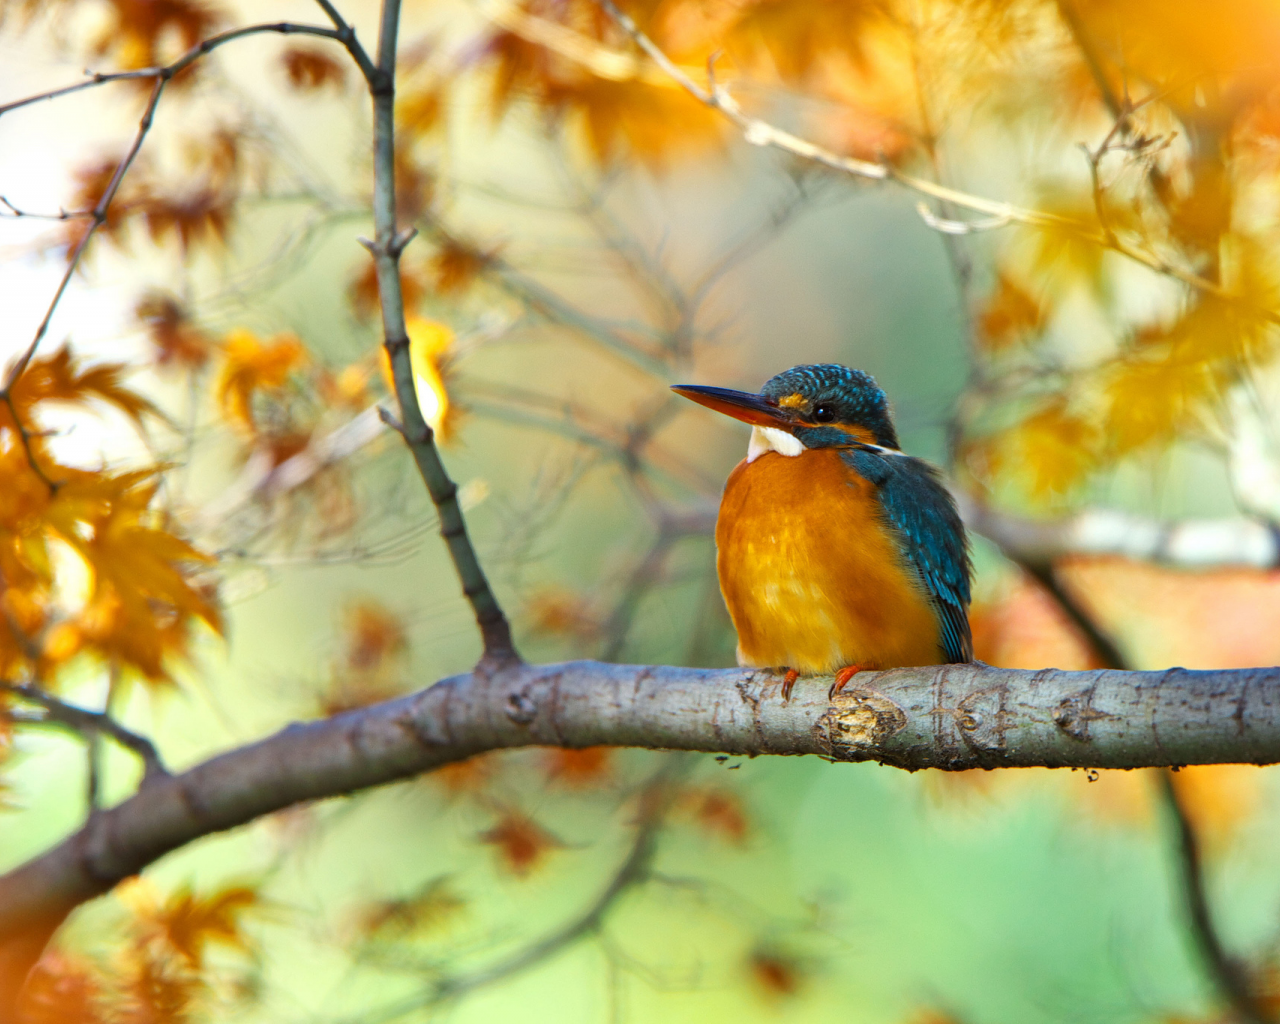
[812,404,835,423]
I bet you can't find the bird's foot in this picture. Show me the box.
[780,668,800,702]
[829,664,874,699]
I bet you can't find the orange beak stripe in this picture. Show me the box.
[670,384,792,429]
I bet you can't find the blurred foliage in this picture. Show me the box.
[2,0,1280,1021]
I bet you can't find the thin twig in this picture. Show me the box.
[1,682,167,779]
[590,0,1280,329]
[364,0,518,665]
[311,0,380,84]
[0,22,347,120]
[0,20,354,394]
[363,756,689,1022]
[1157,770,1272,1024]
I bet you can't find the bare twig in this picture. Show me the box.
[0,19,361,395]
[590,0,1280,328]
[0,682,166,779]
[1157,770,1273,1024]
[0,22,348,120]
[417,757,687,1011]
[364,0,517,665]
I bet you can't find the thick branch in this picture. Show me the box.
[1,659,1279,1014]
[364,0,517,665]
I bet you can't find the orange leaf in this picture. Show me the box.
[216,329,306,434]
[543,746,613,787]
[280,45,347,91]
[135,291,213,370]
[9,345,161,429]
[479,810,565,876]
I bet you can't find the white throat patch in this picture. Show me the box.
[747,425,805,463]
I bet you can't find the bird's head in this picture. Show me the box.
[672,363,899,463]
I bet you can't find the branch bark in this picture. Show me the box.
[2,658,1279,1015]
[364,0,517,666]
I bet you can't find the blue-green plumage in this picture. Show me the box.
[841,447,973,662]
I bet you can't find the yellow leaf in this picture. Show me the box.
[216,329,306,434]
[406,317,458,442]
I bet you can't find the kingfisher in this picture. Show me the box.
[673,364,972,700]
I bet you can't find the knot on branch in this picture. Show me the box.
[815,687,906,760]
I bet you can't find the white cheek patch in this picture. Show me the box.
[747,425,805,463]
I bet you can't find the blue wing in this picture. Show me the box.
[841,449,973,663]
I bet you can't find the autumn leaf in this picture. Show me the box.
[119,879,261,966]
[8,345,162,429]
[543,746,613,787]
[748,945,805,999]
[141,187,234,254]
[216,329,307,434]
[432,237,495,295]
[429,751,500,795]
[479,810,565,875]
[683,787,749,844]
[355,876,466,940]
[135,291,213,370]
[970,399,1102,504]
[525,586,602,641]
[978,272,1046,350]
[343,599,408,672]
[15,951,103,1024]
[280,45,347,91]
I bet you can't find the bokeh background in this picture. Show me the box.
[3,0,1280,1020]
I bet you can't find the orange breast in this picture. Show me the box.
[716,448,944,673]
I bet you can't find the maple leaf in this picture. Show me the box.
[134,291,213,370]
[15,951,104,1024]
[683,787,749,844]
[748,945,805,999]
[543,746,613,787]
[429,751,500,796]
[36,470,222,682]
[141,187,234,255]
[978,271,1046,350]
[525,586,603,642]
[970,399,1102,504]
[384,316,459,442]
[726,0,886,81]
[478,810,565,875]
[216,329,306,434]
[280,45,347,91]
[432,238,495,295]
[91,0,225,85]
[397,85,445,137]
[355,876,467,940]
[348,257,429,320]
[9,345,162,430]
[343,599,408,672]
[120,879,260,967]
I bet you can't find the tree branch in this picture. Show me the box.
[0,683,166,780]
[364,0,517,666]
[2,658,1279,1015]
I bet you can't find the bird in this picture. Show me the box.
[672,363,972,701]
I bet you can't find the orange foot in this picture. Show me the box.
[780,668,800,702]
[829,664,875,699]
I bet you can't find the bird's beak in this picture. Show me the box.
[670,384,792,429]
